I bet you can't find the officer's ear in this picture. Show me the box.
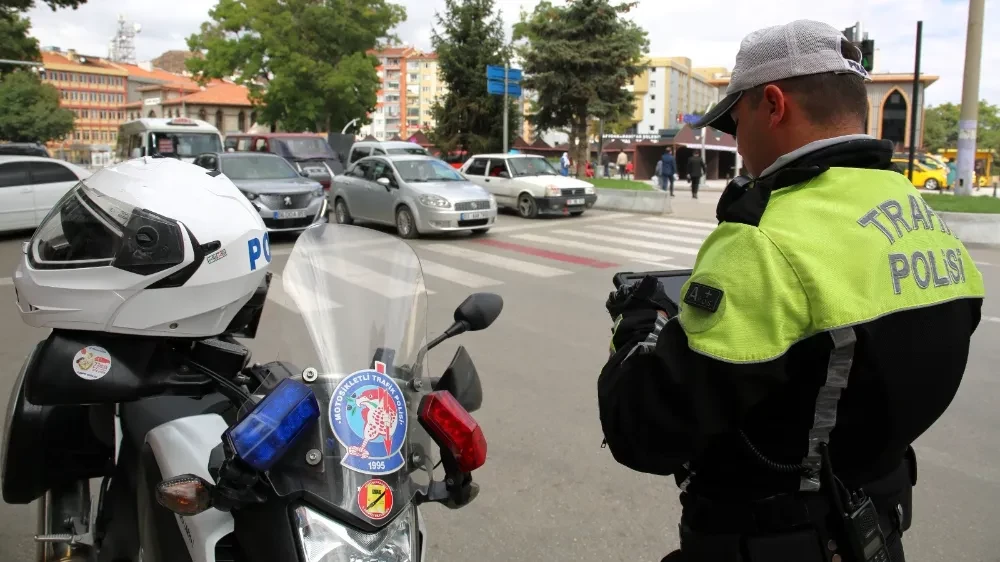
[762,84,788,129]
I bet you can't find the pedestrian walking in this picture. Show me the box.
[660,147,677,195]
[617,150,628,179]
[687,152,705,198]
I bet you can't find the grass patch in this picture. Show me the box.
[586,178,654,191]
[922,193,1000,214]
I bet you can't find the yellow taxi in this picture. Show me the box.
[891,158,948,191]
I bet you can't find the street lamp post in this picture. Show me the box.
[341,118,360,135]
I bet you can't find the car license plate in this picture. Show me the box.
[460,211,488,220]
[274,210,308,219]
[304,167,326,175]
[567,198,585,205]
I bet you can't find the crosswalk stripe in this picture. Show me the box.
[550,229,698,258]
[366,251,503,288]
[311,257,436,298]
[422,244,571,278]
[487,211,634,234]
[639,219,715,237]
[510,233,673,264]
[589,225,704,252]
[645,217,717,230]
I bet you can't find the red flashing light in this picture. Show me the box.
[418,391,487,472]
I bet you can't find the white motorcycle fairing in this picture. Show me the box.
[144,414,234,562]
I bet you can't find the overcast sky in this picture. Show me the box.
[25,0,999,106]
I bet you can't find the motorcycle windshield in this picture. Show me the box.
[242,224,433,528]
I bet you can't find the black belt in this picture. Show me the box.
[677,449,916,561]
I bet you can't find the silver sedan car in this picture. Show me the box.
[193,151,328,233]
[330,154,497,238]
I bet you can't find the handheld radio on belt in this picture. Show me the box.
[819,444,891,562]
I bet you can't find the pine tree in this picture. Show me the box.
[514,0,648,176]
[429,0,519,155]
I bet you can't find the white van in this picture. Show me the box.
[116,118,224,163]
[347,140,429,165]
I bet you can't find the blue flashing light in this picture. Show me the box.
[224,378,321,472]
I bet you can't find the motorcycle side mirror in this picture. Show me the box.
[434,346,483,412]
[454,293,503,331]
[425,293,503,352]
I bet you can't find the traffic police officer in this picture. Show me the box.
[599,20,984,562]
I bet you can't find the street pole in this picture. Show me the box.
[956,0,986,196]
[502,62,509,154]
[341,118,359,135]
[598,118,605,177]
[906,21,923,182]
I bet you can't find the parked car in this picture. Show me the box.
[225,132,344,191]
[891,157,948,191]
[0,156,91,234]
[331,154,496,239]
[346,140,430,166]
[192,151,328,233]
[0,142,51,158]
[459,154,597,218]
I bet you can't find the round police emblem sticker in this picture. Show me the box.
[329,361,408,476]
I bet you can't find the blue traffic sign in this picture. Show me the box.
[487,79,522,97]
[486,65,522,82]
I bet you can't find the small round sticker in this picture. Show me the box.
[357,478,393,520]
[73,346,112,381]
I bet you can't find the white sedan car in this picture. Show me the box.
[0,155,92,234]
[460,154,597,218]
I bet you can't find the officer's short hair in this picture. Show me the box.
[743,72,868,129]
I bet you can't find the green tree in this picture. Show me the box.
[429,0,519,155]
[923,100,1000,157]
[514,0,647,176]
[0,69,74,142]
[1,0,88,70]
[186,0,406,132]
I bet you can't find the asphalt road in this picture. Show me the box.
[0,205,998,562]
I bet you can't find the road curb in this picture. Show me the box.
[940,212,1000,246]
[592,188,672,215]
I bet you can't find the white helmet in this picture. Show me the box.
[13,157,273,338]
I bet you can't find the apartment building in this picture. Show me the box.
[40,48,129,163]
[629,57,721,135]
[361,47,449,141]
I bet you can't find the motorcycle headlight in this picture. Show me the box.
[418,194,451,208]
[294,504,417,562]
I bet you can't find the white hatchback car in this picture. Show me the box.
[460,154,598,218]
[0,156,92,234]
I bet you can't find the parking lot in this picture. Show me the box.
[1,206,999,561]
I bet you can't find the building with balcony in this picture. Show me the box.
[40,48,128,164]
[628,57,720,135]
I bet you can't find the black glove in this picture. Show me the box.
[605,275,677,320]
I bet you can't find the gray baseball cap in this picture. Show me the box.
[693,20,872,136]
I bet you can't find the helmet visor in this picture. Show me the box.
[30,181,187,274]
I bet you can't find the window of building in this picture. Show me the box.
[215,110,224,131]
[650,80,656,88]
[651,94,656,100]
[649,125,655,131]
[650,108,655,114]
[83,131,90,140]
[422,86,430,92]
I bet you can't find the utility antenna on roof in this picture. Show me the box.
[108,14,141,64]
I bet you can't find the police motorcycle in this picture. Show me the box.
[1,157,501,562]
